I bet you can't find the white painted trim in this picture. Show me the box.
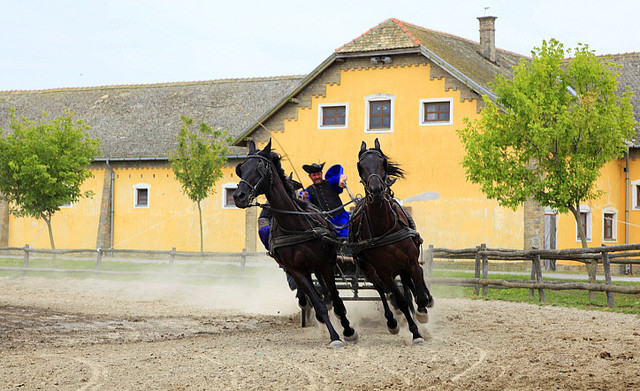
[602,206,618,242]
[419,97,453,126]
[575,205,592,243]
[222,182,239,209]
[133,183,150,209]
[364,93,394,133]
[60,201,73,208]
[317,103,348,129]
[632,179,640,211]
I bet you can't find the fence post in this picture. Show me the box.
[481,243,489,297]
[426,244,434,279]
[533,253,545,302]
[170,247,176,269]
[241,248,247,270]
[473,245,481,296]
[602,248,615,308]
[96,248,103,270]
[23,244,30,269]
[529,247,537,299]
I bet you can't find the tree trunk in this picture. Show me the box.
[41,212,57,262]
[41,212,56,250]
[568,205,597,301]
[197,201,203,253]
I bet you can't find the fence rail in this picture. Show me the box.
[423,243,640,307]
[0,245,269,281]
[2,243,639,308]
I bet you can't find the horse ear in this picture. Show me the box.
[360,141,367,153]
[374,138,381,151]
[263,139,272,154]
[248,140,257,154]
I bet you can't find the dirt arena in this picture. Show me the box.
[1,270,639,390]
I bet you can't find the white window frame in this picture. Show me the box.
[419,98,453,126]
[575,205,592,243]
[318,103,348,129]
[364,93,394,133]
[632,179,640,210]
[133,183,150,209]
[60,201,73,208]
[602,207,617,242]
[222,182,238,209]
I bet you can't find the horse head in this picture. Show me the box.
[233,139,274,208]
[357,138,404,203]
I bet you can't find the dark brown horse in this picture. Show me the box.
[233,139,357,348]
[349,138,434,345]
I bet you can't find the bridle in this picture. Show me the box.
[237,154,273,205]
[358,149,391,202]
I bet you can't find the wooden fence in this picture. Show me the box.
[0,246,269,280]
[2,243,640,308]
[422,243,640,308]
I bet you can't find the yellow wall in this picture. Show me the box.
[262,63,523,249]
[109,165,245,252]
[8,169,104,249]
[554,159,628,250]
[8,165,246,252]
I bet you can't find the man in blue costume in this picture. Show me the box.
[301,162,350,238]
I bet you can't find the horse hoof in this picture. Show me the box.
[412,338,427,346]
[388,325,400,335]
[426,297,435,308]
[328,340,344,349]
[344,330,358,342]
[416,309,429,324]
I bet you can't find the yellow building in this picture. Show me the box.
[1,17,639,255]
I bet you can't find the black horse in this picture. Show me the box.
[233,139,357,348]
[349,138,434,345]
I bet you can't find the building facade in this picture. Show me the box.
[1,17,639,254]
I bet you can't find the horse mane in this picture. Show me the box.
[359,148,405,181]
[251,147,303,203]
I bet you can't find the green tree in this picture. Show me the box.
[0,109,101,249]
[169,116,232,252]
[458,40,636,291]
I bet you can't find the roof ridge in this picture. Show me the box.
[0,75,306,94]
[391,18,422,46]
[335,18,393,52]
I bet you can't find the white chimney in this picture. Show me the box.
[477,15,497,63]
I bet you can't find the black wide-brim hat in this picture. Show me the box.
[302,162,325,174]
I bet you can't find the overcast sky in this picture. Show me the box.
[1,0,638,91]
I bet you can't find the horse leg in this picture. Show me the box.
[399,272,416,314]
[359,261,398,334]
[318,266,357,342]
[314,272,333,310]
[408,263,434,324]
[382,274,425,345]
[289,269,344,348]
[324,269,358,341]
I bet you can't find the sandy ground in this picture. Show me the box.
[1,269,639,391]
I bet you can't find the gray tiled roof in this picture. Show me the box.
[337,18,526,97]
[611,53,640,122]
[0,76,303,158]
[235,18,638,144]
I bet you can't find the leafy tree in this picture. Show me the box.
[458,40,636,291]
[169,116,232,252]
[0,109,101,249]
